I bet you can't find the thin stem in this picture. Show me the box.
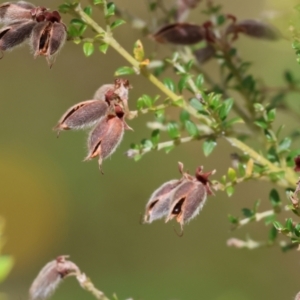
[238,209,274,227]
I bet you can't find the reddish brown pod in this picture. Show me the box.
[0,20,35,50]
[144,162,215,230]
[152,23,204,45]
[226,19,281,41]
[85,105,132,171]
[0,1,35,24]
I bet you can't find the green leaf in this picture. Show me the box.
[226,186,235,197]
[224,117,244,128]
[114,66,135,76]
[111,19,126,30]
[99,43,109,54]
[189,98,205,112]
[219,98,233,121]
[185,120,199,137]
[294,224,300,237]
[180,110,190,123]
[253,103,265,112]
[136,94,153,109]
[268,226,278,243]
[163,78,176,93]
[84,6,93,16]
[0,256,13,283]
[83,42,94,57]
[273,221,284,230]
[167,122,180,139]
[58,4,71,13]
[228,214,239,224]
[141,139,153,149]
[106,2,115,17]
[195,74,204,89]
[254,120,268,129]
[202,139,217,157]
[227,168,236,182]
[278,137,291,154]
[93,0,103,4]
[269,189,281,207]
[285,218,294,232]
[133,40,144,62]
[178,74,190,93]
[267,108,276,122]
[151,130,160,146]
[242,208,254,218]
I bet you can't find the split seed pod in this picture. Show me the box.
[29,255,80,300]
[152,23,204,45]
[0,1,35,25]
[55,100,109,134]
[85,105,129,170]
[166,180,207,227]
[0,20,36,51]
[31,19,67,66]
[144,179,182,223]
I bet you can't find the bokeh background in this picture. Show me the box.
[1,0,300,299]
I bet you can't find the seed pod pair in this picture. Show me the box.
[144,162,215,229]
[0,2,66,66]
[55,79,132,171]
[29,255,80,300]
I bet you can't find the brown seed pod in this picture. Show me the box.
[54,100,109,134]
[0,1,35,24]
[152,23,204,45]
[29,255,80,300]
[226,19,280,41]
[193,44,215,64]
[0,20,36,51]
[144,179,182,223]
[85,110,126,170]
[166,180,207,227]
[93,84,115,101]
[30,20,66,66]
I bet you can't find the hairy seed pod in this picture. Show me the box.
[85,113,125,170]
[152,23,204,45]
[166,180,207,226]
[144,179,182,223]
[29,256,80,300]
[93,84,115,101]
[226,19,280,40]
[30,20,66,66]
[55,100,109,134]
[0,20,35,51]
[0,1,35,24]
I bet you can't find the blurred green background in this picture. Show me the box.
[1,0,300,299]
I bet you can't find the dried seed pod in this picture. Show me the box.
[0,20,36,51]
[152,23,204,45]
[144,179,182,223]
[0,1,35,24]
[226,19,280,40]
[55,100,109,134]
[30,19,67,66]
[29,255,80,300]
[294,155,300,172]
[193,44,215,64]
[85,110,125,170]
[93,84,115,101]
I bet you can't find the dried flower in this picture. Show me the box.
[29,255,80,300]
[152,23,204,45]
[0,20,35,51]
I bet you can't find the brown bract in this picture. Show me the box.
[29,255,80,300]
[152,23,204,45]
